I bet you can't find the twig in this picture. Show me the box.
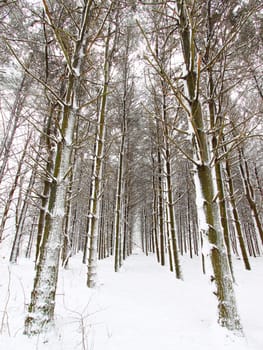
[0,266,11,336]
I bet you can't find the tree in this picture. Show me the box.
[173,0,243,332]
[24,0,100,334]
[139,0,248,332]
[0,129,32,243]
[86,16,117,287]
[0,0,262,340]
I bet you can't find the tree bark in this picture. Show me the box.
[24,0,94,335]
[239,150,263,245]
[87,23,112,287]
[0,132,31,242]
[175,1,242,333]
[225,156,251,270]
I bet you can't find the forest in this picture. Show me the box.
[0,0,262,348]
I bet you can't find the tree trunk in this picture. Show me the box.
[35,104,58,265]
[206,59,234,279]
[225,156,251,270]
[0,132,31,242]
[0,68,30,186]
[151,157,160,262]
[176,1,242,333]
[24,1,93,335]
[114,83,128,272]
[239,150,263,245]
[157,143,165,266]
[87,24,112,287]
[162,86,182,279]
[10,148,37,263]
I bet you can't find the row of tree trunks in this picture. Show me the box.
[0,130,32,242]
[114,26,131,272]
[238,149,263,245]
[0,0,262,339]
[0,69,30,186]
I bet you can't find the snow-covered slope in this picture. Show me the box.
[0,252,262,349]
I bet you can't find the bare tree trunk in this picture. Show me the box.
[151,154,160,262]
[186,180,193,259]
[157,143,165,266]
[0,131,31,242]
[87,23,113,287]
[114,128,126,271]
[10,148,38,263]
[82,143,96,264]
[239,150,263,245]
[25,216,37,259]
[122,185,130,260]
[225,156,251,270]
[0,69,30,186]
[162,85,182,279]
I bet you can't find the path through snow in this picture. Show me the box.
[82,254,258,350]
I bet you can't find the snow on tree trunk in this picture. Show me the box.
[24,102,76,333]
[175,1,243,334]
[161,85,182,279]
[225,155,251,270]
[194,164,242,332]
[86,24,112,288]
[24,0,93,335]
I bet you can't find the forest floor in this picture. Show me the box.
[0,249,262,350]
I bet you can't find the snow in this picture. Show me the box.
[0,250,263,350]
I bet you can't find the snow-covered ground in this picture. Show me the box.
[0,250,262,349]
